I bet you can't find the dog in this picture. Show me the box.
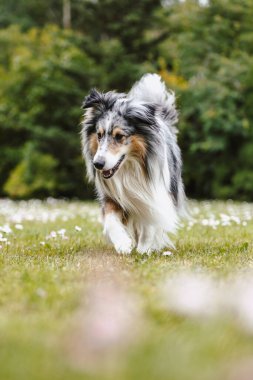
[81,73,186,254]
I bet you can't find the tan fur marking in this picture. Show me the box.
[130,135,147,164]
[107,128,127,155]
[104,200,128,224]
[104,200,121,214]
[108,142,121,155]
[98,127,104,136]
[112,127,125,138]
[89,133,98,156]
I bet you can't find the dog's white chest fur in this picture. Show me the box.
[96,159,178,253]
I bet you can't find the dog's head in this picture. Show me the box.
[82,88,157,180]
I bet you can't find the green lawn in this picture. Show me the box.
[1,199,253,380]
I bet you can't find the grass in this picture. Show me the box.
[1,199,253,380]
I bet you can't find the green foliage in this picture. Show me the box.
[0,200,253,380]
[158,0,253,200]
[0,25,99,198]
[4,145,58,198]
[0,1,160,199]
[0,0,61,29]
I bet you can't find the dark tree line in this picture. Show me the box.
[0,0,253,200]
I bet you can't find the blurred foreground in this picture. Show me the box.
[1,199,253,380]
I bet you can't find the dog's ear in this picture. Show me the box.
[82,89,125,112]
[82,89,104,110]
[124,101,156,126]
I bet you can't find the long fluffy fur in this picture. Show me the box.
[81,73,186,253]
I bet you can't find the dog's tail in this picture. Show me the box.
[128,73,178,129]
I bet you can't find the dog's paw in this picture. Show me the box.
[114,236,133,255]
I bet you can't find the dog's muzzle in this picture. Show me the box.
[101,155,125,179]
[93,157,105,170]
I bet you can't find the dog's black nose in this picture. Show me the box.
[93,157,105,170]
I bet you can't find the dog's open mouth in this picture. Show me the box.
[102,155,125,179]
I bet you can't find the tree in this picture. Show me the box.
[0,25,99,198]
[157,0,253,200]
[1,0,253,200]
[63,0,71,29]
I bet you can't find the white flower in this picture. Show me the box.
[36,288,47,298]
[57,229,66,236]
[15,224,23,230]
[67,278,143,372]
[231,216,241,224]
[46,231,57,240]
[162,272,217,318]
[0,225,12,234]
[224,276,253,333]
[163,251,173,256]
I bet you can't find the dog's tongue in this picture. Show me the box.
[102,169,112,177]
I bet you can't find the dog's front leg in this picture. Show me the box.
[103,200,133,254]
[137,225,156,255]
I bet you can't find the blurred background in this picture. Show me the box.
[0,0,252,201]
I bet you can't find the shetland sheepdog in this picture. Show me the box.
[81,74,186,254]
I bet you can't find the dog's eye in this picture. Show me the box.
[114,133,124,142]
[97,132,102,140]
